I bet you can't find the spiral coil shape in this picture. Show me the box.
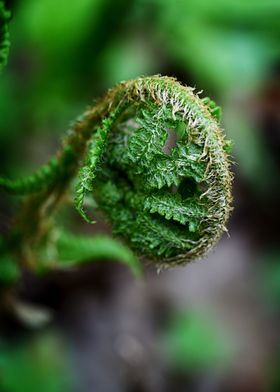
[0,76,232,266]
[70,76,233,265]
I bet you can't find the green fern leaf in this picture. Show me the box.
[39,230,142,278]
[74,109,120,223]
[0,146,75,195]
[144,192,206,231]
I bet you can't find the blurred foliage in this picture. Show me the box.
[0,332,73,392]
[0,253,19,284]
[152,0,280,90]
[258,250,280,308]
[38,230,142,278]
[162,310,234,371]
[0,236,20,285]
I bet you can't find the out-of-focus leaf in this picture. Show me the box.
[162,311,234,371]
[0,332,73,392]
[154,0,280,91]
[223,104,278,193]
[18,0,104,56]
[99,36,157,88]
[39,230,143,278]
[258,251,280,306]
[0,254,20,284]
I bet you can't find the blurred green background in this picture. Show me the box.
[1,0,280,391]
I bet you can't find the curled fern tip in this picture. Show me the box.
[71,76,233,266]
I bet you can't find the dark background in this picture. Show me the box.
[0,1,280,391]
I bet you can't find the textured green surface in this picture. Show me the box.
[0,76,232,267]
[73,76,233,265]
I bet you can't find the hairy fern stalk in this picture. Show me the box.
[0,76,233,268]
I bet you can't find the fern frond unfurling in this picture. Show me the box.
[74,109,120,223]
[2,76,233,268]
[67,76,233,266]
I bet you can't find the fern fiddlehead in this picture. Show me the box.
[1,76,233,268]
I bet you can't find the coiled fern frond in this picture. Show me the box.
[1,76,233,267]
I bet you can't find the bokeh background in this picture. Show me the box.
[1,0,280,391]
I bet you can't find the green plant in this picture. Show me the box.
[0,3,233,284]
